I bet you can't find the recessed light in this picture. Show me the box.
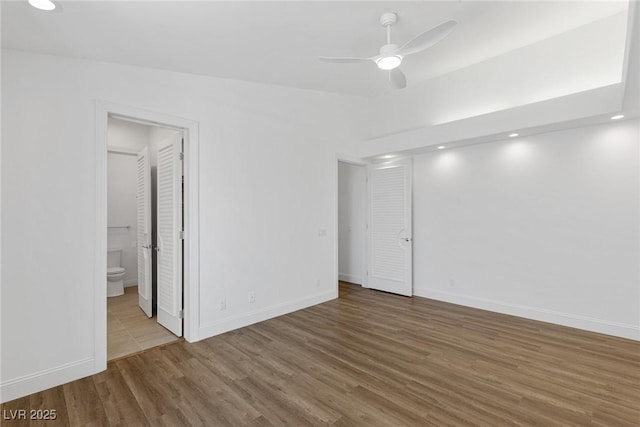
[29,0,56,11]
[611,114,624,120]
[509,133,519,138]
[437,146,445,150]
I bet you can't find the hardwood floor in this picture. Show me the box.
[107,286,180,361]
[2,282,639,426]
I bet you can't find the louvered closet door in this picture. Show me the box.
[156,136,183,337]
[368,159,413,296]
[136,147,152,317]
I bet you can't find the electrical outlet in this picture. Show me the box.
[249,292,256,303]
[315,279,320,287]
[220,299,227,311]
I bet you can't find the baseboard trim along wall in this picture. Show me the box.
[338,273,362,285]
[0,358,97,403]
[414,287,640,341]
[198,290,337,340]
[124,280,137,286]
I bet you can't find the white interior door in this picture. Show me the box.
[136,147,152,317]
[156,135,183,337]
[367,159,413,296]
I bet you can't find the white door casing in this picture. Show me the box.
[95,101,199,384]
[156,135,184,336]
[136,147,153,317]
[367,159,413,296]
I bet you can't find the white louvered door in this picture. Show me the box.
[367,159,413,296]
[136,147,152,317]
[156,135,183,336]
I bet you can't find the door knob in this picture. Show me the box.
[402,237,412,242]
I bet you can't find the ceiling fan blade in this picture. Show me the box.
[318,56,375,64]
[389,68,407,90]
[396,20,457,57]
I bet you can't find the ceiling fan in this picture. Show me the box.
[319,12,457,90]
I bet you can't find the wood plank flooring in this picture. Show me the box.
[2,282,639,426]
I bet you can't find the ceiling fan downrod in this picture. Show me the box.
[379,11,397,44]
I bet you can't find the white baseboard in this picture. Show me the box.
[414,287,640,341]
[198,290,337,340]
[123,280,137,287]
[0,358,98,403]
[338,273,362,285]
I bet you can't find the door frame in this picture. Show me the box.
[335,154,368,295]
[95,101,200,370]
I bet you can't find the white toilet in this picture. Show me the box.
[107,248,126,297]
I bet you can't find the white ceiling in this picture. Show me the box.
[1,1,629,97]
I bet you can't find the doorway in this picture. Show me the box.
[336,157,414,299]
[106,117,183,360]
[337,159,367,292]
[95,101,200,369]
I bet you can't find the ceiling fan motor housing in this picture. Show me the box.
[379,43,399,55]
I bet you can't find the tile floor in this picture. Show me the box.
[107,286,180,361]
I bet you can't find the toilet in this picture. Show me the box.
[107,248,126,297]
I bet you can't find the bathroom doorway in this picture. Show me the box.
[106,115,184,360]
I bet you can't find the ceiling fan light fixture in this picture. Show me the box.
[319,13,457,90]
[376,55,402,70]
[28,0,56,11]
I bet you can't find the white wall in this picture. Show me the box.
[413,119,640,340]
[338,161,366,285]
[107,152,138,285]
[107,118,153,285]
[107,118,149,152]
[0,49,367,402]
